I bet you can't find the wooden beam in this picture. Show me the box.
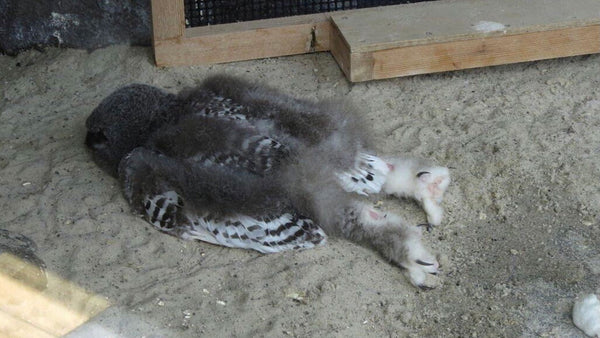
[151,0,185,42]
[336,25,600,82]
[154,12,332,66]
[151,4,380,66]
[328,21,352,78]
[330,0,600,81]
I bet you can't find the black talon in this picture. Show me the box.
[418,284,436,291]
[416,171,430,178]
[417,223,434,232]
[391,259,407,270]
[416,259,434,266]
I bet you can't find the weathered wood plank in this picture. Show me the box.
[329,20,352,79]
[152,0,600,82]
[151,0,185,42]
[154,13,332,66]
[0,310,55,338]
[345,25,600,81]
[331,0,600,53]
[367,25,600,81]
[330,0,600,81]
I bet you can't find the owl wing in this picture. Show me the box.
[181,212,326,253]
[185,133,289,176]
[200,93,249,121]
[119,148,326,253]
[147,115,290,177]
[182,77,337,146]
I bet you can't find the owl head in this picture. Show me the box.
[85,84,182,176]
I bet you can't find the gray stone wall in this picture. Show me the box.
[0,0,152,55]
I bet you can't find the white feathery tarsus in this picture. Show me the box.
[336,153,391,196]
[383,158,450,226]
[356,202,440,288]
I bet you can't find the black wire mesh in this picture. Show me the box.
[185,0,432,27]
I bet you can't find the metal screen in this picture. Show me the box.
[184,0,431,27]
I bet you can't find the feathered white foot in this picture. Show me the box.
[383,158,450,226]
[336,153,390,196]
[398,225,440,289]
[354,205,440,289]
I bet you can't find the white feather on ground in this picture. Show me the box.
[573,294,600,337]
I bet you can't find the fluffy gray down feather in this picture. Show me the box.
[85,75,442,288]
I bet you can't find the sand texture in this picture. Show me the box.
[1,46,599,337]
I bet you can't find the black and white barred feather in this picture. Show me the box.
[141,190,325,253]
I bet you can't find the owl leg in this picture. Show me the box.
[422,197,444,227]
[342,203,440,289]
[383,160,451,226]
[336,153,391,196]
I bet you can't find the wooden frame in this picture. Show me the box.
[151,0,335,66]
[151,0,600,82]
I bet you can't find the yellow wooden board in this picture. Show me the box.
[0,253,110,337]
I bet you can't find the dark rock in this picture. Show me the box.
[0,0,152,55]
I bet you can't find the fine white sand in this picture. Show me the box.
[1,46,599,337]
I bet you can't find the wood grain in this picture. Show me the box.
[151,0,185,42]
[151,0,600,82]
[331,0,600,53]
[350,25,600,81]
[155,13,332,66]
[0,310,55,338]
[329,20,352,79]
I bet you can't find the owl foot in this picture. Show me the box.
[390,224,440,289]
[336,153,390,196]
[417,223,435,232]
[358,205,441,289]
[383,158,450,226]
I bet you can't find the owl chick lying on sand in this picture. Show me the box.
[85,75,450,289]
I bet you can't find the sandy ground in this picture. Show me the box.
[0,46,599,337]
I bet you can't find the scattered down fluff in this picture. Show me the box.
[85,75,451,288]
[573,294,600,337]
